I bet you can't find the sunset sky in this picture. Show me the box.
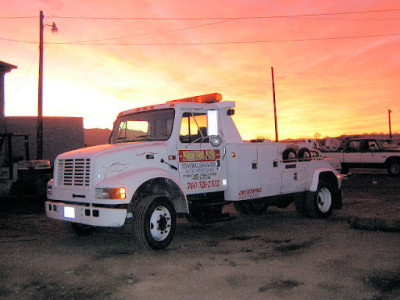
[1,0,399,141]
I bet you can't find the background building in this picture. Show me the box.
[2,116,84,164]
[1,60,84,165]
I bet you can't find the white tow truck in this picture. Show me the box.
[46,93,342,250]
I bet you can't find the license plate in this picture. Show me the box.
[63,206,75,219]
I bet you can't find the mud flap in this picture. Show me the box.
[333,189,342,210]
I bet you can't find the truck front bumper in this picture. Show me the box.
[45,200,127,227]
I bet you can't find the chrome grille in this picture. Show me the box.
[56,158,91,187]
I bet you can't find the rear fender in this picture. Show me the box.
[309,168,342,210]
[385,156,400,166]
[309,168,339,192]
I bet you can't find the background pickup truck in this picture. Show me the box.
[321,138,400,176]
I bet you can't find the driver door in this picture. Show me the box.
[177,111,226,194]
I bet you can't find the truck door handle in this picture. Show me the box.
[72,194,86,198]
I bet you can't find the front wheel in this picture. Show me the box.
[132,195,176,250]
[387,160,400,176]
[305,181,334,218]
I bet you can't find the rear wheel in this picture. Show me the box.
[305,181,334,218]
[387,160,400,176]
[132,195,176,250]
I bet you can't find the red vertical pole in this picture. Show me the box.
[271,67,278,142]
[388,109,392,139]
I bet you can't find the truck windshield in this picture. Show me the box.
[109,109,175,144]
[378,139,400,151]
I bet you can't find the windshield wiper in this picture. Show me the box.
[135,135,151,140]
[115,137,127,143]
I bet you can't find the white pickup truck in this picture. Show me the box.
[46,93,342,250]
[321,138,400,176]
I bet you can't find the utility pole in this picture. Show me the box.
[37,11,57,160]
[37,10,44,160]
[388,109,392,139]
[271,66,278,142]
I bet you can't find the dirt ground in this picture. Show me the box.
[1,171,399,299]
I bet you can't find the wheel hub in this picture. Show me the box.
[317,187,332,213]
[157,215,167,232]
[149,206,171,241]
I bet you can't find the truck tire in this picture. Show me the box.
[305,181,334,218]
[387,159,400,176]
[298,148,311,161]
[234,200,269,215]
[68,223,96,236]
[233,202,246,214]
[132,195,176,250]
[282,148,297,162]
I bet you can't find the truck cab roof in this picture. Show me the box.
[117,93,235,117]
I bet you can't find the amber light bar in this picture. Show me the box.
[167,93,222,104]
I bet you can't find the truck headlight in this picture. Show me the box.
[95,187,127,199]
[47,179,54,195]
[47,184,52,195]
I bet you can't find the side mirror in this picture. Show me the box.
[209,135,222,147]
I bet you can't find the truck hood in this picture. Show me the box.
[57,141,167,160]
[56,141,171,185]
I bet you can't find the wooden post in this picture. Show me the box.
[37,10,44,159]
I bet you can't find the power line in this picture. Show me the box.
[60,19,234,44]
[57,32,400,46]
[0,16,36,19]
[47,8,400,20]
[1,8,400,45]
[0,19,233,44]
[7,52,38,103]
[285,17,400,21]
[2,32,400,46]
[2,7,399,21]
[0,37,36,43]
[46,15,400,45]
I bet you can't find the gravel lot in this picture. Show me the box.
[1,171,399,299]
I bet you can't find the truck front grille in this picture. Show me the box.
[56,158,91,187]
